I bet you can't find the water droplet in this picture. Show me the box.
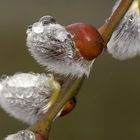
[16,92,24,99]
[40,48,46,53]
[19,130,35,140]
[138,23,140,32]
[32,23,44,34]
[68,52,73,58]
[66,48,74,58]
[105,18,110,23]
[56,31,66,41]
[124,24,128,31]
[129,18,133,22]
[39,15,56,25]
[25,91,34,98]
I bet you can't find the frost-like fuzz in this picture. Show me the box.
[0,73,60,124]
[107,0,140,60]
[4,130,35,140]
[26,15,92,77]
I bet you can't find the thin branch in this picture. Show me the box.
[29,77,84,139]
[99,0,134,43]
[139,0,140,12]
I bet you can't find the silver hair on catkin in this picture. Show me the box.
[0,73,60,125]
[26,16,91,78]
[4,130,36,140]
[107,0,140,60]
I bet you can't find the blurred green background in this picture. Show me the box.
[0,0,140,140]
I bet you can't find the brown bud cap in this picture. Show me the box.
[60,97,76,117]
[67,23,106,60]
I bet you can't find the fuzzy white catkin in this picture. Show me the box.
[107,0,140,60]
[4,130,35,140]
[4,135,15,140]
[0,73,60,125]
[26,16,92,78]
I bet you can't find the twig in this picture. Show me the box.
[99,0,133,43]
[29,77,84,139]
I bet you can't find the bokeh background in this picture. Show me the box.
[0,0,140,140]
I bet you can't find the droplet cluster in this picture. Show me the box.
[0,73,60,124]
[4,130,35,140]
[26,16,91,77]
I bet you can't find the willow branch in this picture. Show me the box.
[99,0,134,43]
[28,0,134,139]
[29,77,84,139]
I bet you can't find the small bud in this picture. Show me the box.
[66,23,105,60]
[26,16,96,77]
[107,0,140,60]
[0,73,60,124]
[60,97,76,117]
